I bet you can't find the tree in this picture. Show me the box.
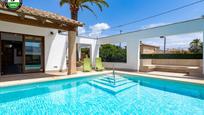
[59,0,109,74]
[100,44,127,62]
[189,39,203,54]
[60,0,109,26]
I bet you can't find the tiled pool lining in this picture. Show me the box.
[124,74,204,100]
[1,73,204,104]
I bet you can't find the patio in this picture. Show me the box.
[0,2,203,85]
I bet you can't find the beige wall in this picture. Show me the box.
[140,59,203,76]
[141,59,202,67]
[152,59,202,67]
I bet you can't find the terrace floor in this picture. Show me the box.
[0,70,204,87]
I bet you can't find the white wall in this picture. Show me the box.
[77,36,98,65]
[98,18,204,72]
[0,21,97,72]
[98,38,140,71]
[45,34,67,71]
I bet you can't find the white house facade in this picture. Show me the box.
[0,21,99,74]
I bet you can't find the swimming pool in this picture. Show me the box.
[0,73,204,114]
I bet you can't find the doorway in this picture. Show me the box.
[0,32,44,75]
[1,40,23,75]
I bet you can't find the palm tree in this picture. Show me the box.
[59,0,109,74]
[189,39,203,54]
[60,0,109,22]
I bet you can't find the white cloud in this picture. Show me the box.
[141,23,203,49]
[142,23,169,29]
[78,27,86,35]
[89,23,110,38]
[142,32,203,50]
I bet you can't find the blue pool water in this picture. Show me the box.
[0,74,204,115]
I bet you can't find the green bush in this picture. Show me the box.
[99,44,127,62]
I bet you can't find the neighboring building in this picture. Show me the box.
[140,42,160,54]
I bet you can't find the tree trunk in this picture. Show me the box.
[68,9,78,75]
[71,9,80,62]
[68,29,77,75]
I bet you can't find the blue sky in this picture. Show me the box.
[23,0,204,49]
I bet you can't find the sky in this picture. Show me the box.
[23,0,204,49]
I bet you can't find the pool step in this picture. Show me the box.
[93,79,133,88]
[88,76,138,94]
[100,75,127,83]
[104,76,126,81]
[99,77,127,83]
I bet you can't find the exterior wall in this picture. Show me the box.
[0,21,97,72]
[0,21,58,71]
[45,34,67,71]
[46,36,97,71]
[141,59,202,67]
[140,59,152,66]
[98,38,140,71]
[152,59,202,67]
[140,59,203,76]
[77,36,98,65]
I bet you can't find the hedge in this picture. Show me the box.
[99,44,127,63]
[141,54,203,59]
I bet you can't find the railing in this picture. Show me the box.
[112,64,116,85]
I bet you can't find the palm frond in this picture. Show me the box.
[60,0,109,18]
[92,1,103,11]
[60,0,70,6]
[98,0,109,7]
[81,4,97,17]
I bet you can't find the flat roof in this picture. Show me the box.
[101,17,204,39]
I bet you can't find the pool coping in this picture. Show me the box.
[0,70,204,88]
[0,71,112,88]
[116,71,204,85]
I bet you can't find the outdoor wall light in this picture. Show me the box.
[58,30,62,34]
[58,30,67,35]
[50,31,54,35]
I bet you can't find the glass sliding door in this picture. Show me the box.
[24,36,44,72]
